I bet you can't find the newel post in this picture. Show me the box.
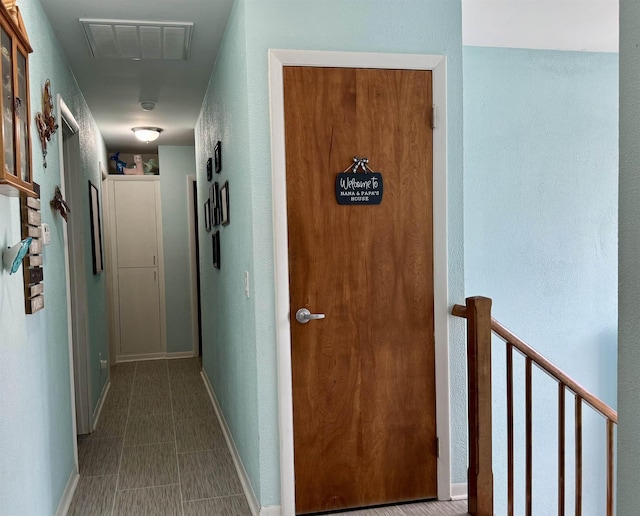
[466,296,494,516]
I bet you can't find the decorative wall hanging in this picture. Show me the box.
[206,157,213,181]
[3,236,31,274]
[20,189,44,314]
[335,156,384,205]
[211,181,220,226]
[212,230,220,269]
[204,199,211,232]
[35,79,58,168]
[88,181,103,274]
[214,141,222,174]
[50,185,70,221]
[0,0,33,197]
[3,0,29,44]
[220,181,229,225]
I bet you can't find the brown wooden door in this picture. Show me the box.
[284,66,436,514]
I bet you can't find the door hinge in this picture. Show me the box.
[431,104,437,129]
[436,437,440,458]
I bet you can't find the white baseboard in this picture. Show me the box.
[92,380,110,431]
[201,371,262,516]
[167,351,195,360]
[451,482,468,501]
[259,506,282,515]
[116,351,194,363]
[55,466,79,516]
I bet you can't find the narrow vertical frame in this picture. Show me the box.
[88,180,103,274]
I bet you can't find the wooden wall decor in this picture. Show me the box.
[0,0,34,197]
[1,0,29,45]
[50,185,70,220]
[35,79,58,168]
[20,186,44,313]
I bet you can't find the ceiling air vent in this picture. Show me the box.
[80,19,193,60]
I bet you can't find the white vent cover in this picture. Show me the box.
[80,19,193,60]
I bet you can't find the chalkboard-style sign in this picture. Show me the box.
[335,172,383,205]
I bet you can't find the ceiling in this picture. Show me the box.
[36,0,619,154]
[38,0,234,153]
[463,0,618,53]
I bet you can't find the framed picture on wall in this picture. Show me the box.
[214,141,222,174]
[212,230,220,269]
[209,182,216,213]
[206,157,213,181]
[204,200,211,232]
[220,181,230,226]
[212,181,220,226]
[88,181,104,274]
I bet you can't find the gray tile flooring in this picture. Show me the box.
[68,358,249,516]
[68,358,468,515]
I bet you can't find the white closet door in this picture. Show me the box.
[118,267,162,355]
[114,181,159,268]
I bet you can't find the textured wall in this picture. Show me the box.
[244,0,465,500]
[619,1,640,514]
[464,46,618,515]
[196,0,464,507]
[158,145,197,354]
[0,0,108,513]
[195,0,262,502]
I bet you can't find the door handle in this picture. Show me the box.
[295,308,325,324]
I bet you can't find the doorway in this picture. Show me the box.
[269,50,451,515]
[286,65,435,513]
[188,176,203,359]
[59,97,92,437]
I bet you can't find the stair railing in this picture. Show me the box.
[452,296,617,516]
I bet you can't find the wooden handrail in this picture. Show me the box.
[453,298,617,516]
[452,304,617,423]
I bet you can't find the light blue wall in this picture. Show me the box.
[0,1,108,514]
[619,1,640,514]
[196,0,262,502]
[158,145,196,354]
[464,46,618,515]
[197,0,464,507]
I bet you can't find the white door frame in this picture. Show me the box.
[58,96,91,460]
[187,175,200,357]
[269,49,451,515]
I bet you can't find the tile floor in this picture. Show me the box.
[69,358,249,516]
[68,358,468,516]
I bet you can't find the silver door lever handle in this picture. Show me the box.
[295,308,325,324]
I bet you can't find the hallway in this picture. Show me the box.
[68,358,250,515]
[67,358,468,516]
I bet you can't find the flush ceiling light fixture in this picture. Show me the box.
[132,127,162,143]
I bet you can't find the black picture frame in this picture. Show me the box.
[214,141,222,174]
[206,157,213,181]
[212,230,220,269]
[88,181,104,274]
[220,181,230,226]
[212,181,220,226]
[204,199,211,232]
